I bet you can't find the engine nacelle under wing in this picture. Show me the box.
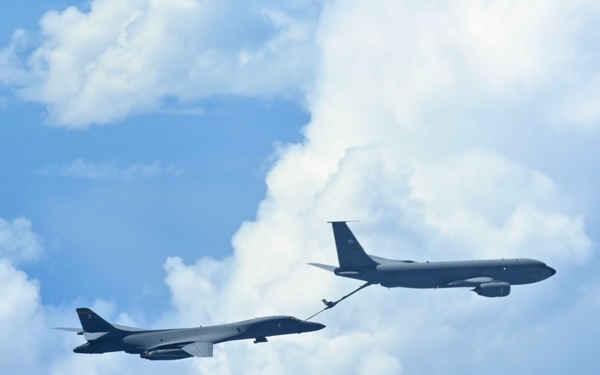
[473,282,511,297]
[140,349,192,361]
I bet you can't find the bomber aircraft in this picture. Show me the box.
[309,222,556,299]
[55,308,325,360]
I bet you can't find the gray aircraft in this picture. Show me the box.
[309,222,556,298]
[55,308,325,360]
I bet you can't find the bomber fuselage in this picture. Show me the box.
[73,316,324,355]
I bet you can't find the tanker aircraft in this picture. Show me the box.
[309,222,556,299]
[55,308,325,360]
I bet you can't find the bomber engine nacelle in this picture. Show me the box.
[140,349,192,361]
[473,282,511,297]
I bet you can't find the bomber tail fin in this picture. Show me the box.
[329,222,378,268]
[76,307,117,333]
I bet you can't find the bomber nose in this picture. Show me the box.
[304,322,326,332]
[547,266,556,277]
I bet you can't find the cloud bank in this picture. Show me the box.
[2,0,600,374]
[0,0,318,127]
[0,218,43,263]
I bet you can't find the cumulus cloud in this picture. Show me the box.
[0,218,49,375]
[409,149,591,262]
[39,158,182,179]
[0,259,45,374]
[156,1,598,373]
[0,0,318,127]
[0,217,43,263]
[1,1,600,374]
[1,0,599,131]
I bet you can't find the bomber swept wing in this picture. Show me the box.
[180,342,213,358]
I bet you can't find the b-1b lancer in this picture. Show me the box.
[55,308,325,360]
[310,222,556,298]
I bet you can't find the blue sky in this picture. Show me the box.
[1,1,600,374]
[0,93,306,309]
[0,0,310,310]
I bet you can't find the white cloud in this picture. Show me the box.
[557,71,600,129]
[2,0,599,131]
[409,149,591,262]
[0,259,44,373]
[151,1,599,373]
[0,217,43,263]
[39,158,182,179]
[0,0,319,127]
[1,1,600,374]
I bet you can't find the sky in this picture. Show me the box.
[1,0,600,374]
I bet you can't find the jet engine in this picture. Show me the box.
[473,282,511,297]
[140,349,192,361]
